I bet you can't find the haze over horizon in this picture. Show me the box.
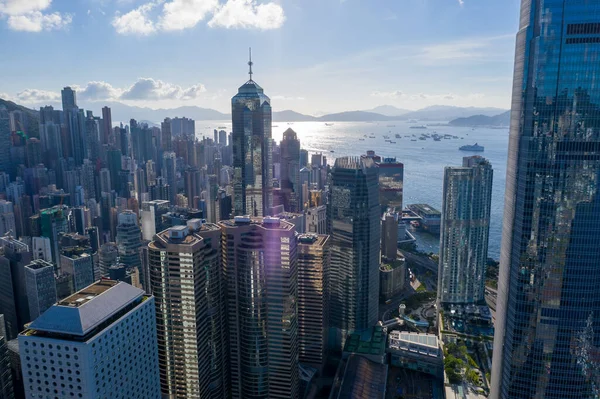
[0,0,520,114]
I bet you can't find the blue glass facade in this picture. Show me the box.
[492,1,600,398]
[327,157,380,350]
[231,79,273,217]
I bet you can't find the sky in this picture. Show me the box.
[0,0,521,115]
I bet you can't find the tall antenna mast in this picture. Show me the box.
[248,47,253,81]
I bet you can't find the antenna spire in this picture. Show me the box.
[248,47,253,81]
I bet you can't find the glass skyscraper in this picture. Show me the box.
[438,156,493,305]
[231,57,273,217]
[491,1,600,398]
[328,157,380,350]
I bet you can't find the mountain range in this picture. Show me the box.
[1,97,508,126]
[448,111,511,127]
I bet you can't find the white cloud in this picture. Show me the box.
[0,92,12,101]
[458,0,464,6]
[120,78,207,100]
[0,0,51,15]
[208,0,285,30]
[158,0,219,31]
[12,79,207,104]
[114,0,285,34]
[371,90,404,98]
[77,81,124,101]
[7,11,72,32]
[0,0,72,32]
[16,89,60,103]
[112,1,157,35]
[181,84,208,100]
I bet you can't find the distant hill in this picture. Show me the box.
[0,98,40,137]
[400,105,507,121]
[80,101,229,123]
[449,111,511,127]
[364,105,411,117]
[273,110,316,122]
[317,111,392,122]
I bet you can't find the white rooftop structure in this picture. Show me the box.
[388,331,440,358]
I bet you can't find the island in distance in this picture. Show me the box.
[448,111,510,128]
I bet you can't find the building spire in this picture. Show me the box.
[248,47,253,81]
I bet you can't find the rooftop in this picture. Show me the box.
[388,331,439,352]
[25,280,145,337]
[334,354,387,399]
[408,203,441,216]
[343,326,387,356]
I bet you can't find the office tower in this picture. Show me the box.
[438,156,493,305]
[0,235,32,340]
[0,315,13,399]
[148,220,228,398]
[297,233,330,371]
[306,204,327,234]
[61,86,77,110]
[98,242,118,277]
[80,159,96,202]
[40,206,69,264]
[60,248,94,293]
[31,236,52,262]
[116,210,141,270]
[381,211,399,261]
[162,151,177,205]
[101,106,112,145]
[0,201,16,238]
[140,200,170,241]
[220,216,298,399]
[328,157,380,350]
[161,118,172,151]
[20,280,161,399]
[107,149,122,192]
[24,259,57,320]
[218,129,227,146]
[0,107,10,179]
[170,117,195,137]
[491,2,600,398]
[231,53,273,217]
[280,128,301,212]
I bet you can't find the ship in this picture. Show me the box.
[409,125,427,129]
[395,134,401,138]
[459,143,485,152]
[325,123,334,126]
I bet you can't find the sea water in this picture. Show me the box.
[196,120,509,259]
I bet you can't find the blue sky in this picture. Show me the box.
[0,0,521,114]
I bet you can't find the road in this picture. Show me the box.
[400,250,439,275]
[380,293,408,321]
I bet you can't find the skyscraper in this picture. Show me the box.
[162,151,177,205]
[220,216,299,399]
[0,315,13,399]
[0,107,11,180]
[232,51,273,217]
[101,106,112,145]
[491,2,600,398]
[24,259,57,320]
[148,220,228,399]
[438,156,493,305]
[297,233,330,371]
[61,86,77,110]
[116,210,142,270]
[280,128,301,212]
[20,280,161,399]
[328,157,380,350]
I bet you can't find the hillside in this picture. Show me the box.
[0,98,40,137]
[449,111,510,127]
